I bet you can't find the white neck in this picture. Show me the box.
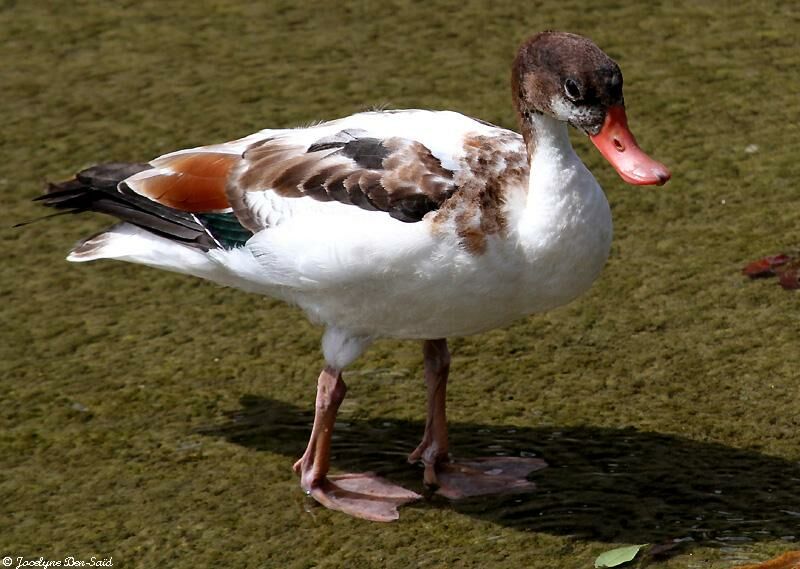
[504,112,612,313]
[526,113,583,207]
[509,112,609,251]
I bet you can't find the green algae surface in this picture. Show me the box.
[2,1,799,568]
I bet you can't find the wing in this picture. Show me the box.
[227,127,459,232]
[122,110,525,242]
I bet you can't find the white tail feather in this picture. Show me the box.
[68,223,226,282]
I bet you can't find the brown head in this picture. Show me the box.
[511,31,670,186]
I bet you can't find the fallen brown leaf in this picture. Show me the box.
[732,551,800,569]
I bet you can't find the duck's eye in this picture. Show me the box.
[564,78,581,101]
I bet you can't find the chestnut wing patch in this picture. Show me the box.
[229,131,458,230]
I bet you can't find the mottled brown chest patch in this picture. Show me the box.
[433,133,528,254]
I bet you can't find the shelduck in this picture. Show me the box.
[36,31,670,521]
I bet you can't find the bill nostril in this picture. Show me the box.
[613,138,625,152]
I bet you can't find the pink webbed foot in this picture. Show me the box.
[304,473,421,522]
[430,456,547,500]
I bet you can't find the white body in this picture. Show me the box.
[72,110,612,367]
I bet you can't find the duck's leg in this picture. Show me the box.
[408,339,452,485]
[409,339,547,499]
[293,366,420,521]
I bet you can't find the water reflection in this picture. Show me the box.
[199,395,800,549]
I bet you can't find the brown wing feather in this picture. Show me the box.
[132,152,238,212]
[227,133,458,231]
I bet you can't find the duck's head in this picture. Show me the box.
[512,31,670,186]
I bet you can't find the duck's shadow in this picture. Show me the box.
[199,394,800,546]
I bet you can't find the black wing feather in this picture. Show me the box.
[35,163,222,250]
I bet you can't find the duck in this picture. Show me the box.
[35,31,670,522]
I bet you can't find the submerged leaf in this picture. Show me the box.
[594,544,647,568]
[742,254,790,278]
